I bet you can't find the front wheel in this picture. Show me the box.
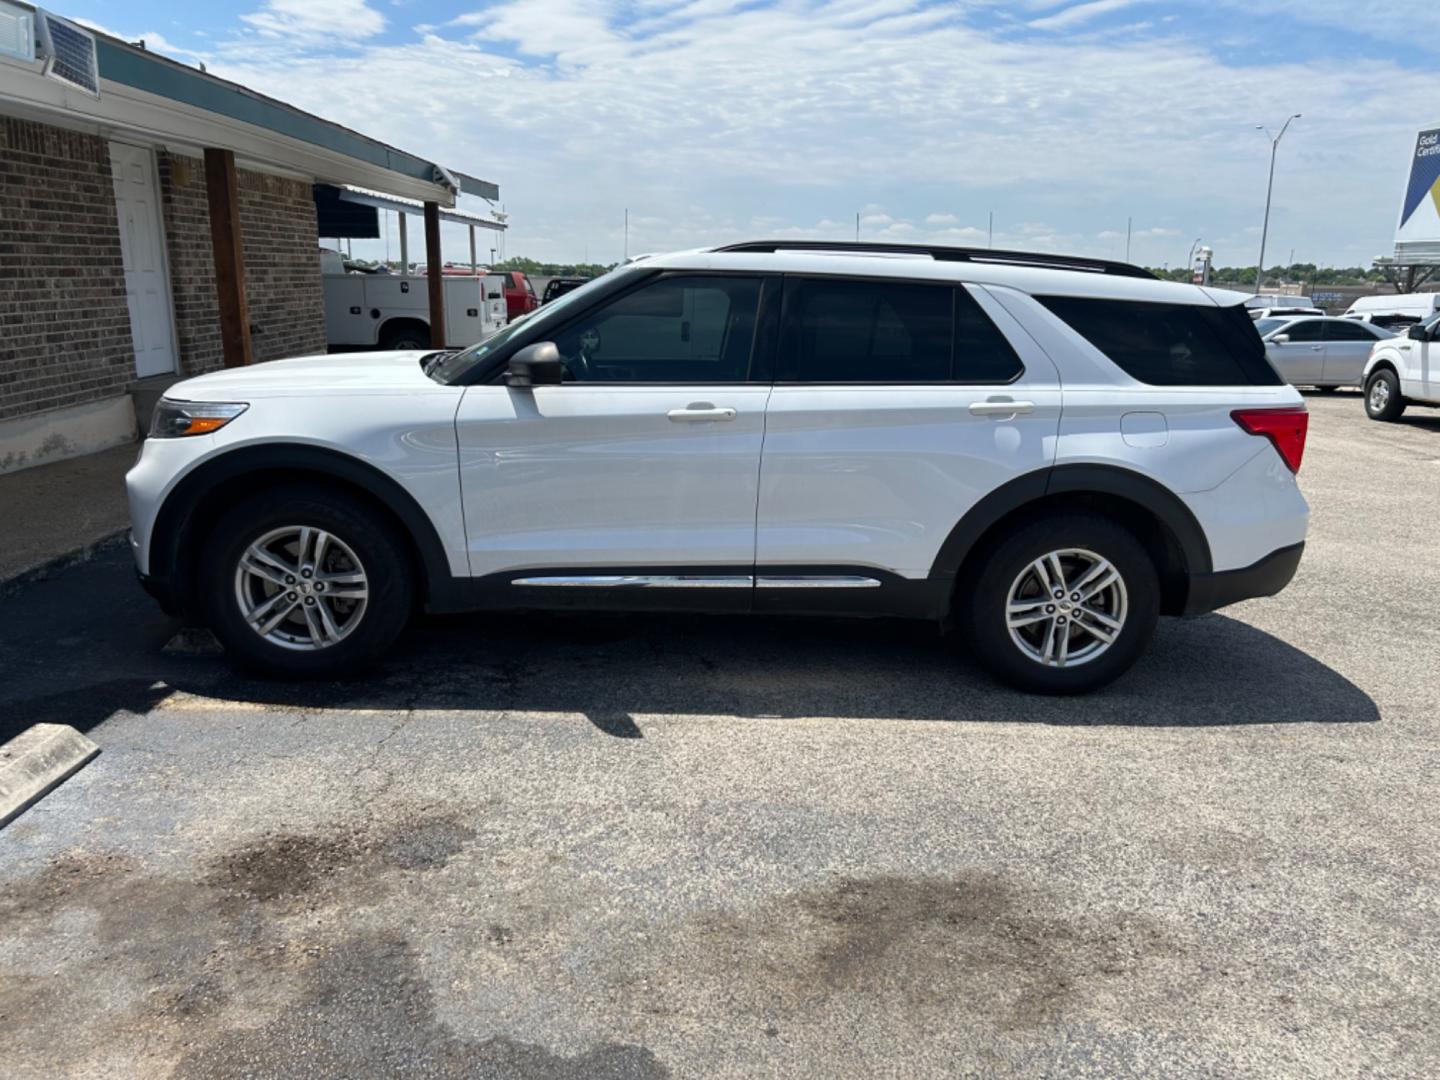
[200,487,414,676]
[962,514,1160,695]
[1364,369,1406,421]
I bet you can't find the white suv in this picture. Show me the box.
[127,241,1310,694]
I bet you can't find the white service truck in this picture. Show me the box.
[320,251,508,351]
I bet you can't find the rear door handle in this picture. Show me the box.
[667,404,736,422]
[969,398,1035,418]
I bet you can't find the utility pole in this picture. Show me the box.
[623,208,628,261]
[1125,216,1132,263]
[988,210,994,249]
[1254,114,1301,295]
[855,212,860,242]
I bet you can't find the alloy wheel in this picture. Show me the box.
[1369,378,1390,413]
[1005,548,1128,668]
[233,526,369,651]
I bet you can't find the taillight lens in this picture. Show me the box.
[1231,406,1309,473]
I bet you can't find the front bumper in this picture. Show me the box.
[1182,541,1305,616]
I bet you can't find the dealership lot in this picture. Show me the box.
[1,393,1437,1078]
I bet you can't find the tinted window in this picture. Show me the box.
[1039,297,1284,386]
[1324,320,1378,342]
[780,278,1021,382]
[1281,319,1325,343]
[1254,318,1288,337]
[954,288,1025,382]
[550,275,762,383]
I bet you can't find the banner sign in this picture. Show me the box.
[1396,127,1440,256]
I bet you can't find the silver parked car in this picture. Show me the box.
[1255,315,1394,389]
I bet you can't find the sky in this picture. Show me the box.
[66,0,1440,269]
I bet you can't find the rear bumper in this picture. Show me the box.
[1182,542,1304,616]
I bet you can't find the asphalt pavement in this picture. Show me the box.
[1,392,1437,1078]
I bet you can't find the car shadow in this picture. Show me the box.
[0,548,1380,740]
[164,608,1380,736]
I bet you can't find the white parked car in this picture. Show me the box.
[1254,315,1394,389]
[127,241,1311,694]
[1362,310,1440,421]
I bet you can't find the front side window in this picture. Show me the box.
[779,277,1021,383]
[1039,296,1284,386]
[1281,319,1325,343]
[550,275,763,383]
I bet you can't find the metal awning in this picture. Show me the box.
[336,186,506,230]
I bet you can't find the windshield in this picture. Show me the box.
[425,270,629,384]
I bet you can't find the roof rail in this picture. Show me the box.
[711,240,1157,280]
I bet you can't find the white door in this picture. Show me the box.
[109,143,177,378]
[454,273,774,582]
[756,278,1062,578]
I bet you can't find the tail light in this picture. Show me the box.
[1231,406,1309,473]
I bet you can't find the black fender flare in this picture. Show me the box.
[149,443,454,608]
[928,463,1213,581]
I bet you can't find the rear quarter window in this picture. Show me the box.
[1039,296,1283,387]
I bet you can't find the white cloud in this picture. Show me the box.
[148,0,1437,267]
[241,0,386,45]
[1029,0,1148,32]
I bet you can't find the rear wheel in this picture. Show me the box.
[200,487,414,676]
[1364,369,1406,421]
[962,514,1160,694]
[380,323,431,351]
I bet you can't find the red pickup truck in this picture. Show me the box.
[493,270,538,320]
[438,266,539,321]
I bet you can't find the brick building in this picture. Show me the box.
[0,4,497,474]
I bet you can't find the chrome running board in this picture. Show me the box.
[510,574,883,589]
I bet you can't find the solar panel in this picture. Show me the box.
[39,12,99,96]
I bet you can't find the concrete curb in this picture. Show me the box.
[0,723,100,829]
[0,529,129,597]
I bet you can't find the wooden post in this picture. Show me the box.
[469,224,477,273]
[424,200,445,348]
[203,148,253,368]
[398,213,408,274]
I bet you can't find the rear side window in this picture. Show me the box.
[780,278,1022,383]
[1039,296,1283,386]
[1324,320,1378,342]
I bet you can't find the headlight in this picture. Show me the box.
[149,400,248,439]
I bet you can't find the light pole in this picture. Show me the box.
[1187,237,1202,275]
[1254,114,1301,295]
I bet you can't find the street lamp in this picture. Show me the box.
[1254,114,1301,295]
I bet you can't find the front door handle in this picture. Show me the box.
[969,397,1035,418]
[667,404,736,422]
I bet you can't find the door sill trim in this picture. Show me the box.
[510,575,753,589]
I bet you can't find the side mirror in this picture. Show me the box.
[1271,334,1290,345]
[1407,324,1429,341]
[504,342,564,387]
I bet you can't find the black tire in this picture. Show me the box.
[200,486,414,676]
[1364,368,1406,422]
[380,324,431,351]
[961,513,1160,695]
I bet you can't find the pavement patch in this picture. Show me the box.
[0,723,99,828]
